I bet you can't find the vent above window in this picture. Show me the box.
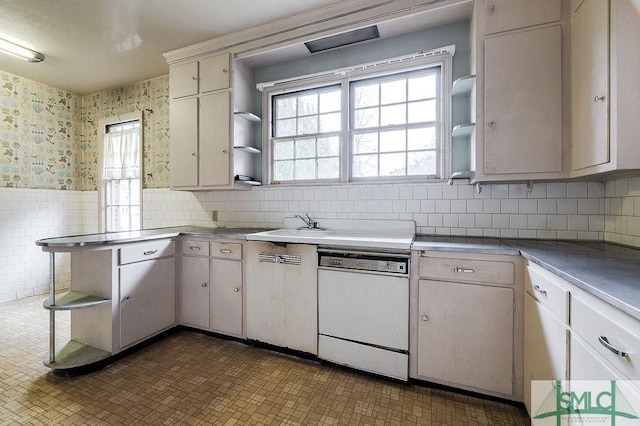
[305,26,380,54]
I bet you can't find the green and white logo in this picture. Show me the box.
[532,380,640,425]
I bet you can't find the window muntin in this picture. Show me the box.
[272,85,341,182]
[351,69,440,179]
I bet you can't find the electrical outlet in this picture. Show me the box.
[212,210,218,221]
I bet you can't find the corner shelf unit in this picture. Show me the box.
[42,251,113,370]
[451,75,476,178]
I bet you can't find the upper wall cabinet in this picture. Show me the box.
[167,53,261,190]
[170,55,231,99]
[571,0,640,177]
[473,0,570,182]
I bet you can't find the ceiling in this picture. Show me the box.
[0,0,345,95]
[0,0,472,96]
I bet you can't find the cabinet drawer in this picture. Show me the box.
[483,0,561,35]
[120,240,175,265]
[419,255,514,285]
[211,242,242,260]
[572,293,640,380]
[182,240,210,256]
[525,262,569,323]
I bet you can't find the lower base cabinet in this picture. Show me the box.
[210,258,242,336]
[417,279,514,395]
[120,256,176,349]
[181,256,210,329]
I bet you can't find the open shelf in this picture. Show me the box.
[234,146,261,154]
[452,75,476,96]
[234,111,261,122]
[452,123,476,138]
[43,340,111,370]
[43,291,111,311]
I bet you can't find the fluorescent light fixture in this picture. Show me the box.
[0,38,45,63]
[305,26,380,54]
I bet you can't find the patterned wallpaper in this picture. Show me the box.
[0,70,171,191]
[0,72,82,189]
[81,75,170,190]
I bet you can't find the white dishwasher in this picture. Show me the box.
[317,248,409,380]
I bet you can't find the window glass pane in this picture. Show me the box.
[274,160,294,180]
[379,153,406,176]
[353,154,378,177]
[319,91,341,113]
[354,107,379,129]
[274,140,294,160]
[408,150,436,175]
[297,115,318,135]
[296,138,316,159]
[276,97,297,118]
[317,136,339,157]
[130,206,141,229]
[380,104,406,126]
[118,206,130,231]
[295,159,316,180]
[380,130,406,153]
[318,157,339,179]
[319,112,340,133]
[297,94,318,116]
[408,74,437,101]
[106,180,117,205]
[408,127,436,150]
[118,179,130,204]
[408,100,436,123]
[130,179,141,204]
[353,84,379,108]
[353,132,378,154]
[380,80,406,105]
[276,118,296,137]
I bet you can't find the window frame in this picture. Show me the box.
[97,112,143,233]
[261,50,452,186]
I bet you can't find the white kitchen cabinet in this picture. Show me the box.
[168,51,261,190]
[571,0,640,177]
[119,256,176,348]
[417,279,514,395]
[246,242,317,355]
[472,0,569,182]
[210,257,243,336]
[523,262,570,415]
[170,91,231,189]
[410,251,524,401]
[483,0,561,35]
[170,54,230,99]
[180,255,210,329]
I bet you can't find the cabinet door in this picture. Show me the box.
[199,54,231,93]
[210,258,242,336]
[120,257,176,348]
[484,25,562,175]
[170,61,198,99]
[180,256,210,329]
[571,0,610,171]
[199,91,231,186]
[417,279,514,395]
[524,293,568,415]
[170,97,199,187]
[483,0,561,35]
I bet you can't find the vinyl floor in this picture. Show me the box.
[0,294,531,425]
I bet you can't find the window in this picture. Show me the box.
[263,49,452,185]
[98,113,142,232]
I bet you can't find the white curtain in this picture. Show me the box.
[103,126,140,179]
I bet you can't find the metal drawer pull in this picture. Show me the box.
[143,250,158,255]
[533,284,547,296]
[453,267,474,273]
[190,246,201,250]
[220,249,232,253]
[598,336,628,358]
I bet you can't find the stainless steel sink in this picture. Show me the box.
[265,228,332,237]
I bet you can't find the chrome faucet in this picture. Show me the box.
[294,212,319,229]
